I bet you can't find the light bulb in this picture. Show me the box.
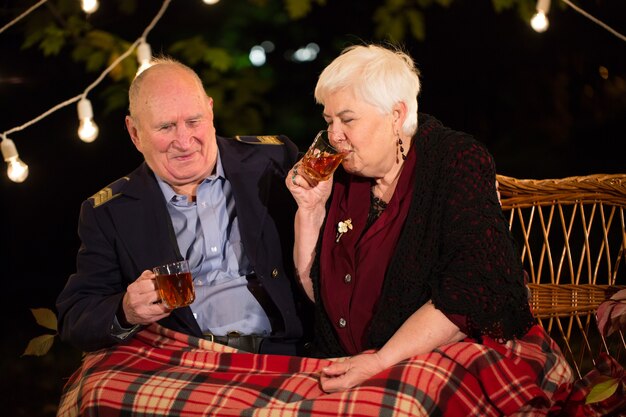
[7,158,29,182]
[136,41,153,75]
[81,0,99,14]
[1,137,29,183]
[531,12,549,32]
[77,98,99,143]
[203,0,220,4]
[531,0,551,33]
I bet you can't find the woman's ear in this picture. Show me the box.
[392,102,408,132]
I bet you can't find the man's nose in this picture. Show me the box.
[173,126,194,149]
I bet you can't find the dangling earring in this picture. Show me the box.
[396,132,406,164]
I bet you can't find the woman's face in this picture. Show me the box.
[322,89,398,179]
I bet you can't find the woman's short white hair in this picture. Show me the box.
[314,44,421,136]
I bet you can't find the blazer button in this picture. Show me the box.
[344,273,352,283]
[271,268,279,278]
[338,318,347,328]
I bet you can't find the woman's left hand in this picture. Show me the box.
[319,352,387,393]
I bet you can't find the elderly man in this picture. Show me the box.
[56,58,308,355]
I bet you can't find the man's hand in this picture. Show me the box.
[121,270,172,325]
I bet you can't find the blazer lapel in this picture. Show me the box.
[108,164,179,271]
[217,137,270,267]
[108,163,202,336]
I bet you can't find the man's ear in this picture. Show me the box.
[125,116,141,150]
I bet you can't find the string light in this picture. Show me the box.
[1,135,29,183]
[77,98,99,142]
[0,0,47,35]
[530,0,626,43]
[81,0,99,14]
[560,0,626,43]
[0,0,172,182]
[0,0,624,184]
[531,0,551,33]
[136,39,153,75]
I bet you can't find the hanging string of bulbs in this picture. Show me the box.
[0,0,623,183]
[531,0,626,41]
[0,0,221,183]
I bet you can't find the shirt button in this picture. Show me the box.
[338,318,347,328]
[200,201,207,208]
[344,273,352,283]
[210,246,218,253]
[271,268,279,278]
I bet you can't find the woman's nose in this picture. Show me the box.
[327,129,346,146]
[327,126,346,139]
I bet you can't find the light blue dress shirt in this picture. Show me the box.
[156,152,271,336]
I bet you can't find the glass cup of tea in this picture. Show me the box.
[301,130,348,182]
[153,260,195,309]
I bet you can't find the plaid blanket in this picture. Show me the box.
[58,324,573,417]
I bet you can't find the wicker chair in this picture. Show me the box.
[496,173,626,379]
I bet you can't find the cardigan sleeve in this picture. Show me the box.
[429,136,535,341]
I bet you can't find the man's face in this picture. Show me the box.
[125,66,217,189]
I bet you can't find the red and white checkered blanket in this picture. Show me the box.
[57,324,574,417]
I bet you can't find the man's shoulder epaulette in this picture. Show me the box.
[234,135,285,145]
[89,176,130,208]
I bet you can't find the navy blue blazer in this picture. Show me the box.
[57,135,305,352]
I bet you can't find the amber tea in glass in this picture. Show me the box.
[301,130,347,181]
[153,260,195,309]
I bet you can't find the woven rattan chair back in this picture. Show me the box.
[496,174,626,378]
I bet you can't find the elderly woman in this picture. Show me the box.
[287,44,572,406]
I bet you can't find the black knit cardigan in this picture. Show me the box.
[310,113,535,358]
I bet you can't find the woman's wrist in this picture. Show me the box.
[295,206,326,228]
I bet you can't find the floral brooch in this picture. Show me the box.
[336,218,353,243]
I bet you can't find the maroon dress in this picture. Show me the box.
[319,138,417,354]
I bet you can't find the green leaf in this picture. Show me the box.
[40,25,67,56]
[100,84,130,114]
[283,0,313,19]
[106,51,126,81]
[85,50,108,73]
[84,30,117,50]
[203,48,234,72]
[373,6,393,39]
[22,29,46,50]
[65,15,90,37]
[586,377,620,404]
[170,36,209,66]
[406,9,426,41]
[57,0,82,14]
[117,0,138,15]
[31,308,58,331]
[435,0,454,7]
[390,0,408,9]
[22,334,56,357]
[491,0,518,13]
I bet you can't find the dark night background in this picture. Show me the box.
[1,0,624,415]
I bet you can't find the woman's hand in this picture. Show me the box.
[319,352,387,393]
[285,161,333,211]
[318,302,467,393]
